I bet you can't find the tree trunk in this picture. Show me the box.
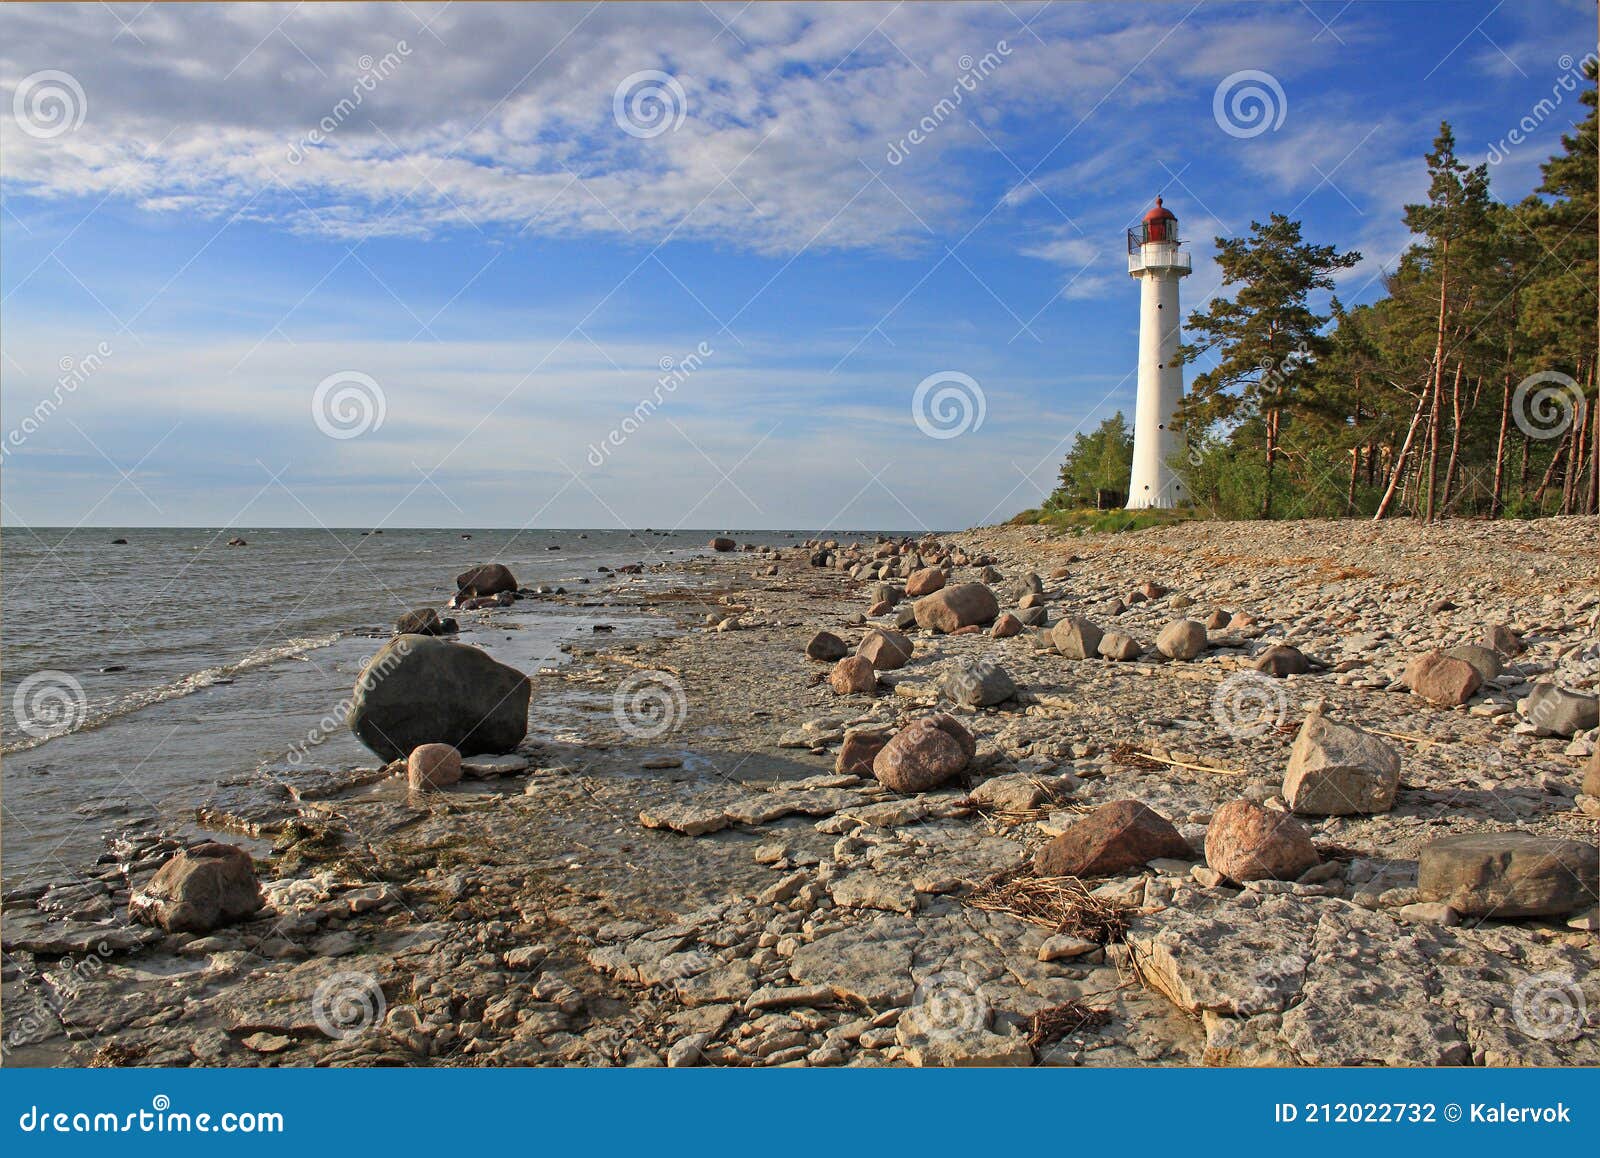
[1490,375,1511,518]
[1423,367,1443,522]
[1374,389,1429,521]
[1589,363,1600,515]
[1532,427,1571,508]
[1440,362,1465,514]
[1423,240,1450,522]
[1346,397,1362,515]
[1261,409,1279,519]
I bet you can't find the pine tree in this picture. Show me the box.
[1177,214,1360,517]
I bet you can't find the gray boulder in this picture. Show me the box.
[1051,616,1102,659]
[1418,833,1598,917]
[396,607,449,636]
[1251,644,1310,677]
[1282,710,1401,815]
[348,634,531,760]
[1014,605,1049,628]
[1441,643,1501,683]
[1521,683,1599,738]
[938,658,1016,707]
[455,563,518,597]
[805,631,849,662]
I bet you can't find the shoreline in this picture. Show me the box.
[3,517,1597,1067]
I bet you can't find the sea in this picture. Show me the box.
[0,526,801,888]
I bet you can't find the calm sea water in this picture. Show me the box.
[0,526,767,885]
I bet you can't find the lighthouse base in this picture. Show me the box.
[1125,485,1180,511]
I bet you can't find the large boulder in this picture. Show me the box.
[837,729,890,776]
[912,583,998,633]
[1441,644,1501,683]
[1418,833,1599,917]
[1156,619,1208,661]
[904,567,946,598]
[805,631,849,662]
[857,629,913,670]
[1031,800,1189,878]
[455,563,518,598]
[128,843,262,934]
[395,610,448,636]
[868,582,904,608]
[1050,616,1102,660]
[1014,606,1049,628]
[1097,632,1140,662]
[1251,644,1310,677]
[1521,683,1600,738]
[873,716,973,793]
[708,536,737,552]
[1205,799,1319,883]
[937,658,1016,707]
[1403,649,1481,706]
[347,635,531,760]
[1282,709,1401,816]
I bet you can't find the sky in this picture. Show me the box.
[0,0,1593,531]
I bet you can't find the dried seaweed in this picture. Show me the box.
[1027,1000,1114,1050]
[964,868,1129,944]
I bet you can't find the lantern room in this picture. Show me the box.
[1127,196,1191,275]
[1127,196,1184,252]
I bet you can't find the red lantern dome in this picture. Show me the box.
[1142,196,1176,242]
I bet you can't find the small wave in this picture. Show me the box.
[2,633,344,754]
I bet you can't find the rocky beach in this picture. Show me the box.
[3,516,1597,1068]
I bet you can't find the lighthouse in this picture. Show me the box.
[1126,197,1191,509]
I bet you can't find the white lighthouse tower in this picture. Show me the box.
[1126,197,1191,509]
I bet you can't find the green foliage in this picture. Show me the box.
[1044,412,1134,508]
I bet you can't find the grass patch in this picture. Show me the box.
[1008,506,1196,535]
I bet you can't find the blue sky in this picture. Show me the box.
[1,1,1591,530]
